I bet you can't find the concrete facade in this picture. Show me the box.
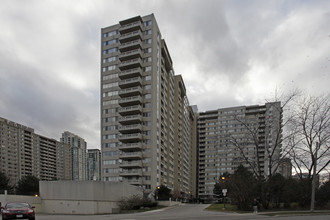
[100,14,197,198]
[87,149,102,180]
[61,131,87,181]
[0,117,71,186]
[39,181,143,214]
[197,102,283,201]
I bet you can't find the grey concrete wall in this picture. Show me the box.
[41,200,119,214]
[39,181,143,214]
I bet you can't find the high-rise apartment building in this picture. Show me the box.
[0,117,71,185]
[197,102,282,201]
[173,76,197,199]
[101,14,196,198]
[61,131,87,181]
[87,149,101,181]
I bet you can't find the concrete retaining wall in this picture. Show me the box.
[39,180,143,214]
[41,200,119,214]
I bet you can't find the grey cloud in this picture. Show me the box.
[1,0,329,149]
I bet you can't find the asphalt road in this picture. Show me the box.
[16,204,330,220]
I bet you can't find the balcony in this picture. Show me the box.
[119,49,142,61]
[119,39,142,52]
[119,21,143,35]
[119,67,142,80]
[118,77,142,89]
[127,179,143,185]
[119,86,142,98]
[119,58,142,71]
[118,105,142,116]
[119,162,143,169]
[119,124,142,133]
[119,142,143,151]
[118,96,142,107]
[119,30,142,43]
[118,133,142,142]
[118,114,142,125]
[119,151,143,160]
[120,169,143,177]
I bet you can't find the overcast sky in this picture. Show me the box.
[0,0,329,148]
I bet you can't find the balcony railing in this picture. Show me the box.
[118,133,142,142]
[119,86,142,97]
[119,142,143,151]
[118,58,142,71]
[119,160,142,168]
[118,96,142,107]
[119,124,142,133]
[119,30,142,42]
[119,67,142,80]
[119,151,142,159]
[118,105,142,116]
[118,114,142,125]
[119,49,142,61]
[119,21,142,34]
[119,169,143,176]
[119,39,142,52]
[118,77,142,89]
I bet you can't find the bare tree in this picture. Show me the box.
[288,94,330,211]
[230,91,298,181]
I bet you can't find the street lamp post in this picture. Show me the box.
[156,186,160,200]
[221,176,227,210]
[222,189,227,210]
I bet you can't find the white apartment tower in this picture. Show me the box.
[0,117,71,185]
[197,102,282,201]
[101,14,197,197]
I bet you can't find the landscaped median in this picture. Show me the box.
[206,203,330,216]
[260,210,330,216]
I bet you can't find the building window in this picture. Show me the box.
[103,56,117,63]
[102,73,118,81]
[107,65,116,71]
[144,20,152,26]
[144,39,152,44]
[143,57,152,63]
[143,112,151,117]
[103,48,118,55]
[104,116,117,122]
[103,159,118,165]
[103,108,117,114]
[103,39,119,46]
[144,75,151,81]
[103,30,118,38]
[143,66,152,72]
[103,142,119,148]
[144,30,152,35]
[144,48,152,53]
[144,94,151,99]
[103,82,118,89]
[103,91,119,98]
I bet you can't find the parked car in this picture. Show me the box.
[1,202,35,220]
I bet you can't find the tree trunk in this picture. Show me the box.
[310,142,318,212]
